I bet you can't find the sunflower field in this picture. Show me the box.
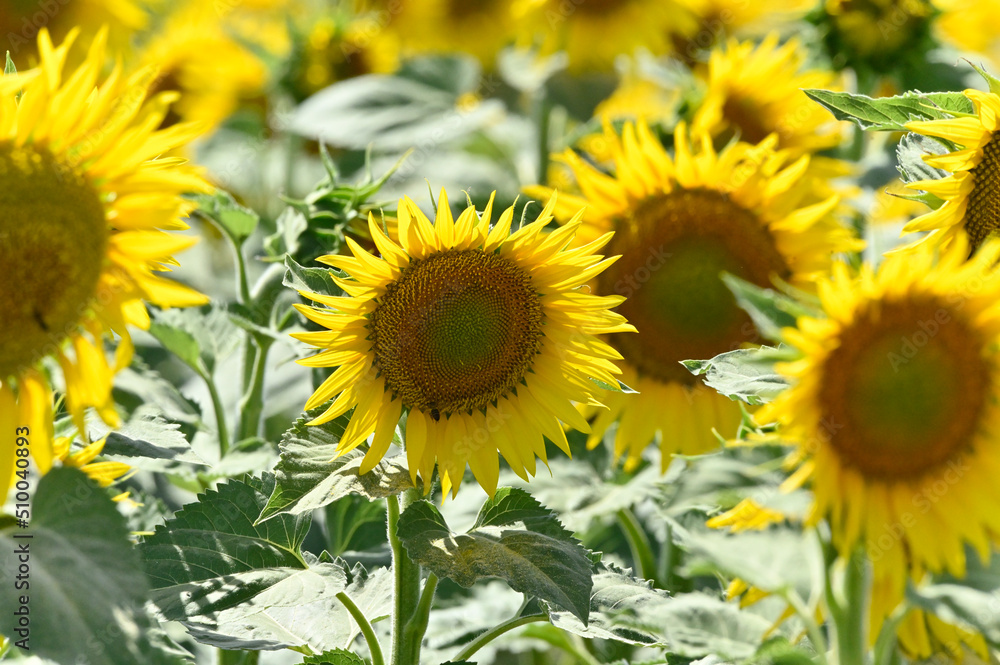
[6,0,1000,664]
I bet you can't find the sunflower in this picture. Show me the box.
[1,0,149,68]
[901,89,1000,253]
[0,30,208,477]
[525,120,862,471]
[691,35,844,154]
[934,0,1000,65]
[138,0,291,131]
[292,191,634,497]
[816,0,935,76]
[521,0,695,72]
[756,235,1000,637]
[378,0,520,66]
[670,0,814,58]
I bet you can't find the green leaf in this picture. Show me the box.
[150,306,242,375]
[614,592,772,659]
[4,52,14,75]
[284,255,339,295]
[325,495,388,556]
[681,347,791,405]
[543,563,673,646]
[722,274,813,343]
[396,488,595,624]
[140,475,310,590]
[88,405,207,472]
[970,61,1000,96]
[672,522,824,602]
[0,468,192,665]
[906,551,1000,646]
[190,190,259,244]
[140,476,393,652]
[149,319,204,374]
[290,57,502,151]
[257,410,412,523]
[804,89,974,132]
[301,650,367,665]
[896,133,950,196]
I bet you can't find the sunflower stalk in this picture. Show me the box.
[388,489,423,665]
[452,613,550,662]
[617,508,657,583]
[829,547,868,665]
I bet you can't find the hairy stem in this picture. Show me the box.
[336,591,385,665]
[452,613,550,663]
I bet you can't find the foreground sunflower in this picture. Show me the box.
[691,35,843,154]
[526,120,861,471]
[293,192,634,497]
[757,235,1000,634]
[0,30,208,474]
[902,88,1000,253]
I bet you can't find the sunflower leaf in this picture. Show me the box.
[284,255,340,296]
[396,488,595,624]
[139,475,382,652]
[190,190,259,245]
[907,551,1000,646]
[257,409,412,522]
[0,468,193,665]
[721,274,810,343]
[804,89,974,132]
[896,132,950,190]
[681,347,791,405]
[4,52,14,75]
[301,650,367,665]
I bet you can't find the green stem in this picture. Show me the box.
[337,591,385,665]
[236,336,273,441]
[202,371,231,458]
[452,614,549,662]
[388,490,422,665]
[403,572,438,664]
[834,548,868,665]
[217,649,259,665]
[781,588,829,665]
[617,509,656,583]
[535,88,552,186]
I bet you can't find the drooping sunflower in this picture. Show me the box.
[901,88,1000,253]
[757,236,1000,636]
[525,120,862,471]
[292,191,634,497]
[0,30,208,476]
[521,0,695,72]
[691,35,844,154]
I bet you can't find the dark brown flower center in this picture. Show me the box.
[600,188,790,384]
[369,249,544,415]
[819,298,989,480]
[965,131,1000,250]
[0,143,108,378]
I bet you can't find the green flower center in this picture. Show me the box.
[601,188,790,385]
[369,249,544,416]
[819,298,989,480]
[965,131,1000,250]
[0,143,108,379]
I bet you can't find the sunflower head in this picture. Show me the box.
[292,190,634,497]
[1,29,208,472]
[525,119,863,471]
[816,0,936,74]
[758,236,1000,632]
[902,88,1000,253]
[692,35,844,154]
[381,0,519,66]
